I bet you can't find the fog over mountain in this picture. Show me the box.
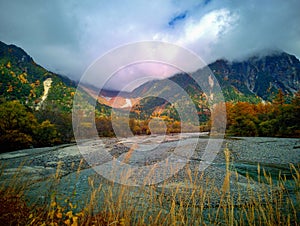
[1,0,300,90]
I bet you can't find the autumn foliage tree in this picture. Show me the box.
[226,102,259,136]
[226,90,300,137]
[34,104,73,143]
[0,101,72,152]
[0,101,37,151]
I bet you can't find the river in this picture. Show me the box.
[0,134,299,224]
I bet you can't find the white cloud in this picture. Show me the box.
[153,8,239,61]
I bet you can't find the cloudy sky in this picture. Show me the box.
[0,0,300,90]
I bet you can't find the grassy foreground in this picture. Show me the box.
[0,148,299,225]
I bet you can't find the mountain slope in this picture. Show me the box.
[210,52,300,101]
[0,41,114,150]
[0,41,77,111]
[133,51,300,103]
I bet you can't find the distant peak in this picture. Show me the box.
[242,49,297,62]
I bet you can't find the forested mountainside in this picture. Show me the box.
[0,41,109,151]
[0,41,77,111]
[1,41,300,152]
[210,52,300,101]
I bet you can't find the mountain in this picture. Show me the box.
[0,41,80,150]
[80,83,140,109]
[0,41,113,150]
[132,51,300,103]
[210,52,300,101]
[2,39,299,117]
[87,51,300,122]
[0,41,78,112]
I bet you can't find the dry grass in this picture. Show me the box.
[0,147,299,225]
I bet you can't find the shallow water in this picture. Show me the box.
[0,134,299,223]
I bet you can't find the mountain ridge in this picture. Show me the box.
[128,51,300,103]
[1,40,300,112]
[0,40,78,111]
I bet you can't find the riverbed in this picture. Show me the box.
[0,134,299,223]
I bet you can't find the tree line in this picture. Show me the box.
[226,90,300,137]
[1,90,299,152]
[0,101,73,152]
